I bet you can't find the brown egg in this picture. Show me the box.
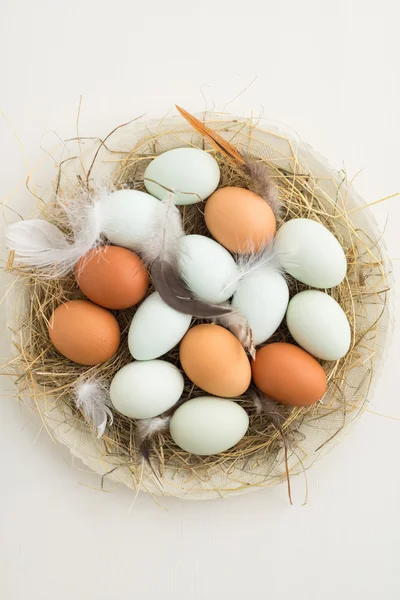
[75,246,149,309]
[252,343,327,406]
[204,187,276,253]
[48,300,120,365]
[180,324,251,397]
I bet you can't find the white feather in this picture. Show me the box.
[219,241,283,297]
[234,240,284,283]
[6,186,109,278]
[74,379,113,439]
[140,192,184,266]
[136,416,170,441]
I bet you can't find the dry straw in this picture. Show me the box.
[2,113,392,501]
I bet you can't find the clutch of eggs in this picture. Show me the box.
[44,146,354,456]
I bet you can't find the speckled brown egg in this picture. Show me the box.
[48,300,120,365]
[179,324,251,397]
[75,246,149,309]
[204,187,276,252]
[252,342,327,406]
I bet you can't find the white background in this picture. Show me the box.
[1,1,399,599]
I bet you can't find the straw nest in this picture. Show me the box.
[3,114,391,501]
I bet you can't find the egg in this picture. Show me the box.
[179,235,238,303]
[99,189,162,251]
[48,300,120,365]
[180,324,251,397]
[128,292,192,360]
[144,148,220,205]
[110,360,184,419]
[232,266,289,345]
[286,290,351,360]
[75,246,149,309]
[252,343,327,406]
[205,187,276,253]
[169,396,249,455]
[274,218,347,288]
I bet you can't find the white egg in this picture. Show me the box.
[170,397,249,455]
[179,235,238,303]
[274,218,347,288]
[128,292,192,360]
[110,360,184,419]
[144,148,220,205]
[232,267,289,345]
[286,290,351,360]
[99,189,161,252]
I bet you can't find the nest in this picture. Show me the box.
[4,114,392,501]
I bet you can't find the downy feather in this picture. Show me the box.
[217,311,255,359]
[140,194,232,318]
[221,240,284,296]
[136,416,170,443]
[250,387,286,429]
[136,416,171,484]
[6,186,108,278]
[136,396,189,464]
[244,159,282,219]
[74,379,113,439]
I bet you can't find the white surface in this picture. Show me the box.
[0,1,399,599]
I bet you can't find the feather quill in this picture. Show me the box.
[74,379,113,439]
[175,106,281,218]
[6,187,107,278]
[250,387,292,505]
[176,106,245,165]
[140,193,232,318]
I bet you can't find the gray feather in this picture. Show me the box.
[217,310,255,358]
[244,159,282,218]
[141,193,232,318]
[151,259,232,318]
[250,387,286,429]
